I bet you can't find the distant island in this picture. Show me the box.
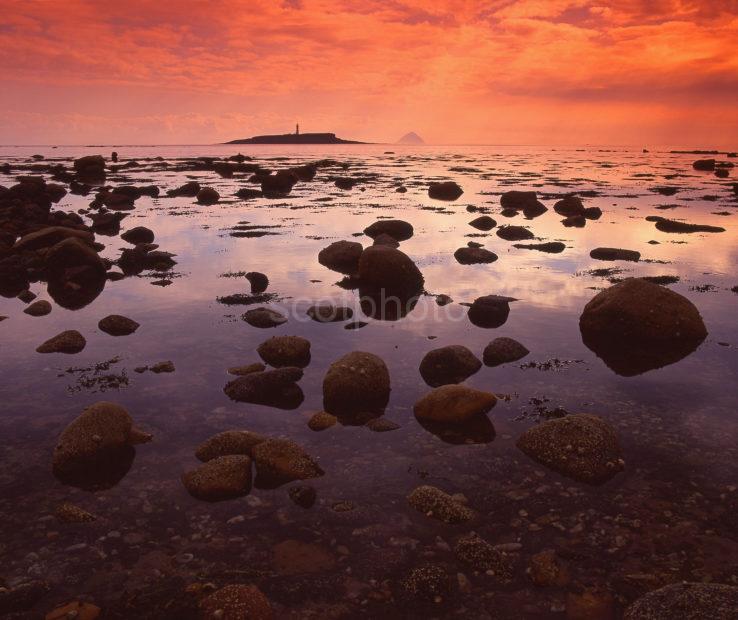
[397,131,425,145]
[226,124,364,144]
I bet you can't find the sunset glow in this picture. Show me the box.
[2,0,737,145]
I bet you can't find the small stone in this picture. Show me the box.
[483,337,529,366]
[98,314,140,336]
[150,360,175,373]
[308,411,337,431]
[288,484,317,509]
[407,485,476,523]
[55,503,97,524]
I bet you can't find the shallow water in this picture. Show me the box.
[1,145,737,618]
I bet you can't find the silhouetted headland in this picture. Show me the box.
[226,125,364,145]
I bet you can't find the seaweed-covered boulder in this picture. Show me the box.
[407,485,475,523]
[257,335,311,368]
[419,345,482,387]
[516,413,623,484]
[483,337,529,366]
[428,181,463,200]
[52,401,151,490]
[182,455,252,501]
[579,278,707,376]
[414,384,496,423]
[364,219,414,242]
[323,351,390,416]
[318,240,363,274]
[624,582,738,620]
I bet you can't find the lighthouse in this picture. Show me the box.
[295,123,300,135]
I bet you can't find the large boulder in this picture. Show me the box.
[624,582,738,620]
[195,430,267,462]
[318,240,363,274]
[468,216,496,231]
[36,330,86,354]
[516,414,623,484]
[579,278,708,376]
[44,237,107,310]
[120,226,154,245]
[323,351,390,416]
[357,245,424,295]
[428,181,463,200]
[364,219,414,241]
[500,190,547,218]
[196,187,220,204]
[73,155,106,181]
[52,401,151,490]
[468,295,516,328]
[414,384,496,423]
[553,196,585,217]
[454,246,498,264]
[224,367,304,409]
[257,335,311,368]
[261,171,298,197]
[497,226,534,241]
[418,345,482,387]
[483,337,529,366]
[182,455,252,501]
[252,438,324,488]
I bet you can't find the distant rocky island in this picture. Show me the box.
[397,131,425,145]
[226,125,364,145]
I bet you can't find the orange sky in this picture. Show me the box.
[1,0,737,146]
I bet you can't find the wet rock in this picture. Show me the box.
[483,337,529,366]
[236,187,263,199]
[414,384,496,423]
[289,484,317,508]
[468,294,516,328]
[252,438,324,488]
[196,187,220,204]
[262,171,298,197]
[167,181,200,197]
[150,360,175,373]
[579,278,708,376]
[693,158,716,171]
[455,533,512,578]
[257,335,311,368]
[291,163,317,181]
[322,351,390,416]
[224,367,304,409]
[428,181,463,200]
[245,271,269,293]
[227,362,266,376]
[398,564,451,604]
[562,214,586,227]
[44,238,107,310]
[308,411,337,431]
[182,455,252,501]
[120,226,154,245]
[715,168,730,178]
[553,196,585,216]
[407,485,475,523]
[436,294,453,306]
[516,413,623,484]
[372,232,400,248]
[468,215,497,230]
[102,191,135,211]
[52,401,151,490]
[454,246,498,264]
[195,430,267,461]
[584,206,603,220]
[500,190,548,218]
[36,330,86,354]
[357,245,424,294]
[334,177,356,190]
[654,218,725,233]
[73,154,106,181]
[419,345,482,387]
[55,502,97,524]
[98,314,139,336]
[13,226,94,252]
[318,240,363,274]
[417,412,495,445]
[364,219,414,241]
[17,289,36,303]
[242,307,287,328]
[624,582,738,620]
[590,247,641,262]
[529,549,570,586]
[306,304,353,322]
[24,299,52,317]
[365,417,400,432]
[200,584,273,620]
[513,241,565,253]
[497,225,534,241]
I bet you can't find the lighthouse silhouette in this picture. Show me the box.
[295,123,299,135]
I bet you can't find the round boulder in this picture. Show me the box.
[419,345,482,387]
[364,219,414,241]
[483,337,529,366]
[428,181,463,200]
[497,226,534,241]
[36,330,86,354]
[318,240,363,274]
[323,351,390,415]
[357,245,424,294]
[242,307,287,328]
[196,187,220,204]
[182,455,252,501]
[200,584,273,620]
[257,335,311,368]
[98,314,140,336]
[414,384,496,423]
[468,295,516,328]
[624,582,738,620]
[454,246,498,264]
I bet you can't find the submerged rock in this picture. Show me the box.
[224,367,304,409]
[428,181,463,200]
[407,485,475,523]
[98,314,139,336]
[579,278,708,376]
[419,345,482,387]
[307,411,337,431]
[414,384,496,423]
[516,413,623,484]
[513,241,565,253]
[653,218,725,233]
[52,401,151,490]
[624,582,738,620]
[257,335,311,368]
[318,240,363,274]
[468,295,516,328]
[496,225,534,241]
[242,307,287,328]
[227,363,267,376]
[483,337,529,366]
[200,584,273,620]
[454,246,498,264]
[252,438,323,488]
[364,219,414,241]
[182,455,252,501]
[455,533,513,578]
[590,247,641,262]
[36,330,86,354]
[195,430,267,462]
[323,351,390,416]
[306,304,353,322]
